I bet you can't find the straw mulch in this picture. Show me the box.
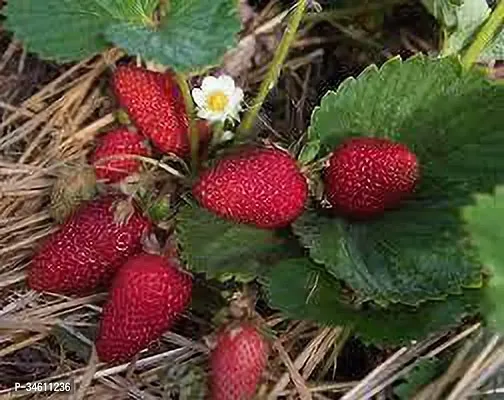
[1,2,504,399]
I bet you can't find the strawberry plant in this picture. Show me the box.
[262,51,504,343]
[175,2,504,346]
[5,0,504,396]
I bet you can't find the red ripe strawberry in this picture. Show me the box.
[28,196,151,295]
[210,323,269,400]
[113,65,189,156]
[95,253,193,363]
[192,147,308,229]
[324,137,419,218]
[90,129,150,183]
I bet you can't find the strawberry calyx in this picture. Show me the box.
[142,232,163,255]
[112,198,137,225]
[115,109,132,125]
[144,60,170,73]
[141,233,193,279]
[145,196,172,224]
[228,288,257,320]
[141,233,176,259]
[161,234,180,260]
[301,152,332,175]
[210,286,262,332]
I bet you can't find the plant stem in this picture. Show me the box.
[210,121,225,146]
[238,0,308,136]
[461,0,504,71]
[174,73,199,172]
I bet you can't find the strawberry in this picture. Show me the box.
[210,323,269,400]
[95,253,193,363]
[28,196,151,295]
[90,129,150,183]
[324,137,419,218]
[112,65,190,157]
[192,147,308,229]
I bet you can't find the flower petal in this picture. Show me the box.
[191,88,206,109]
[197,107,221,122]
[194,75,244,123]
[201,76,221,94]
[218,75,236,95]
[197,109,210,120]
[229,88,244,108]
[213,110,226,120]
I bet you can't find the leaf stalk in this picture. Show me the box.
[462,0,504,70]
[174,73,199,172]
[238,0,309,136]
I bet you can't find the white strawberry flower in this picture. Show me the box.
[192,75,244,123]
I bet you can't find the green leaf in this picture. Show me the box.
[298,140,321,165]
[3,0,164,62]
[266,258,484,345]
[310,55,503,165]
[3,0,112,61]
[463,186,504,332]
[481,32,504,62]
[147,197,171,222]
[421,0,463,28]
[394,358,445,399]
[441,0,490,56]
[160,362,207,400]
[306,55,504,306]
[106,0,241,72]
[95,0,160,23]
[175,205,299,279]
[293,210,482,306]
[422,0,504,62]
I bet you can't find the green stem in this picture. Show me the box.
[238,0,308,135]
[210,121,225,147]
[174,73,199,172]
[461,0,504,71]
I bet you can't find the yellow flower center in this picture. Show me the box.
[207,91,229,113]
